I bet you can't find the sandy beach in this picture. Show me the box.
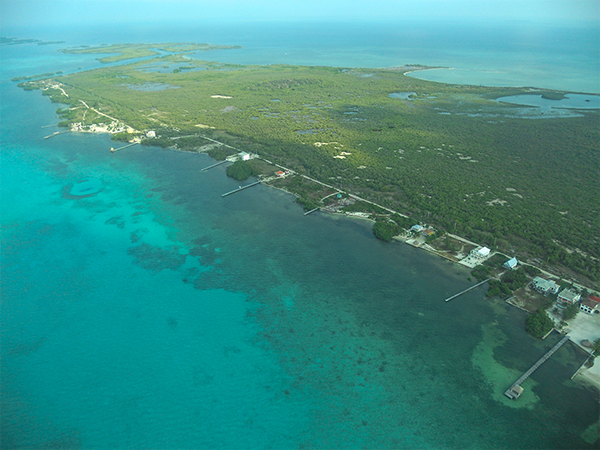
[565,312,600,389]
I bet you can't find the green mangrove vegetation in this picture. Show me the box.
[60,42,241,63]
[525,310,555,339]
[226,160,260,181]
[373,219,403,242]
[11,71,63,82]
[20,43,600,286]
[1,37,64,46]
[541,92,567,100]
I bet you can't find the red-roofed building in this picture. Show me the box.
[580,298,599,315]
[275,171,285,177]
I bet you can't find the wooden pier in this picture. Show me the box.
[43,130,70,139]
[505,334,570,399]
[111,142,138,152]
[303,208,319,216]
[444,278,491,302]
[201,160,228,171]
[221,181,261,197]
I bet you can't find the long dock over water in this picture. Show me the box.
[43,130,70,139]
[304,208,319,216]
[201,160,228,171]
[111,142,138,152]
[221,181,261,197]
[444,278,491,302]
[505,334,570,399]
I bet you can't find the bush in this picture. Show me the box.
[391,213,411,229]
[296,196,319,211]
[486,279,512,298]
[523,265,541,276]
[111,132,132,142]
[373,220,401,242]
[226,160,259,181]
[471,265,491,282]
[207,147,235,161]
[562,303,579,321]
[526,310,554,338]
[501,267,528,291]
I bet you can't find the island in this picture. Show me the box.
[17,42,600,301]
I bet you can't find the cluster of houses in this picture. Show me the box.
[531,275,599,315]
[410,224,435,237]
[502,255,598,315]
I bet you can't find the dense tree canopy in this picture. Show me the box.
[525,310,554,338]
[22,46,600,285]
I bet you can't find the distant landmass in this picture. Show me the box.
[1,36,65,46]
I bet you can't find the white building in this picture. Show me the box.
[239,152,250,161]
[557,288,581,305]
[531,276,560,296]
[580,298,599,315]
[471,247,491,258]
[503,257,518,270]
[146,130,156,138]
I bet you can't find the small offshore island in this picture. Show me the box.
[18,43,600,380]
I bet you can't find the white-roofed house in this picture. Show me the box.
[471,246,491,258]
[503,257,518,270]
[557,288,581,305]
[531,276,560,295]
[580,298,599,315]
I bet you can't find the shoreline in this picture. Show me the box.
[405,68,600,96]
[403,66,452,76]
[565,313,600,390]
[26,56,600,297]
[61,124,600,300]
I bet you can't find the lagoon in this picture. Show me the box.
[496,93,600,110]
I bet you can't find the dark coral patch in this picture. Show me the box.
[62,178,102,199]
[192,235,213,246]
[127,243,186,272]
[105,216,125,229]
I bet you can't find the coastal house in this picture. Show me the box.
[503,257,518,270]
[557,288,581,305]
[471,247,491,259]
[531,276,560,295]
[239,152,250,161]
[146,130,156,138]
[275,171,285,177]
[421,229,435,237]
[580,297,599,315]
[411,224,423,233]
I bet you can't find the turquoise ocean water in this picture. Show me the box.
[1,21,599,449]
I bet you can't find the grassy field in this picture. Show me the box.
[22,44,600,285]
